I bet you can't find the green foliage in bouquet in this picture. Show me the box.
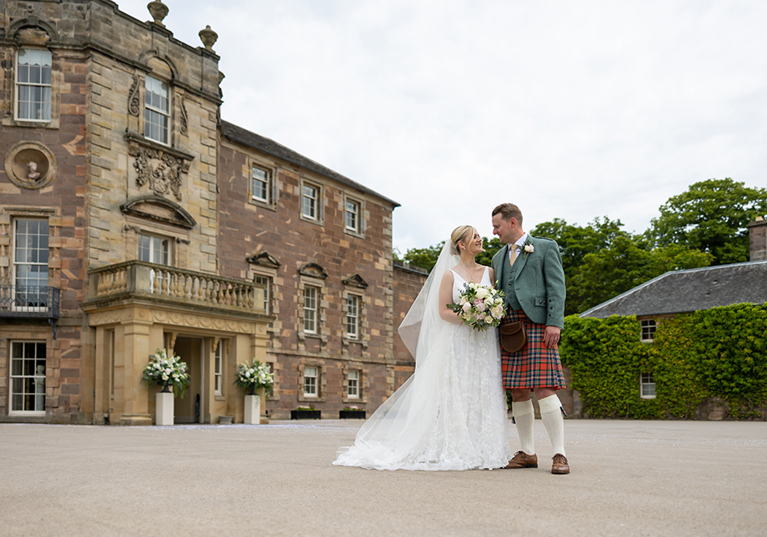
[235,359,274,396]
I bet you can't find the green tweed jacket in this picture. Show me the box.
[491,235,566,329]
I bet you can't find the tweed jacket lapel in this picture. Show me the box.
[499,244,511,286]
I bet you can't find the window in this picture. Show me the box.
[14,219,49,309]
[641,320,657,342]
[345,199,360,233]
[254,275,271,313]
[304,366,318,397]
[138,233,170,265]
[346,295,359,339]
[303,286,318,333]
[640,373,656,399]
[16,49,52,121]
[10,341,46,413]
[214,341,223,396]
[145,76,170,144]
[301,183,318,220]
[251,166,270,203]
[347,370,360,399]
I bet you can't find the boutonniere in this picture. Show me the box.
[523,243,535,257]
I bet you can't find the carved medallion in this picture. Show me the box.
[4,141,57,190]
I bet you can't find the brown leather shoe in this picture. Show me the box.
[551,453,570,474]
[503,451,538,469]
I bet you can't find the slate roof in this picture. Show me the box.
[580,261,767,318]
[220,120,400,207]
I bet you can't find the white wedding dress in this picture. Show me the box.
[333,243,510,471]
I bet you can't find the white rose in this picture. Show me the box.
[475,287,489,299]
[462,302,471,312]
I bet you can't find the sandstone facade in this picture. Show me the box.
[1,0,416,424]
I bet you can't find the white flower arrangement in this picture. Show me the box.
[142,348,190,397]
[447,282,506,331]
[523,243,534,256]
[235,359,274,395]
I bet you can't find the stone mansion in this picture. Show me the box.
[0,0,426,424]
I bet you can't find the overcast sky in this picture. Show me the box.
[118,0,767,252]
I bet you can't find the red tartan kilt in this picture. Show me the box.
[500,309,566,391]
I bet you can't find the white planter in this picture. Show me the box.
[244,394,261,425]
[156,391,174,426]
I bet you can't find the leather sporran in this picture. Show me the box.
[499,321,527,353]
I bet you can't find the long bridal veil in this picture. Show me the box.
[334,241,510,470]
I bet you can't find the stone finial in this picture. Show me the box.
[199,25,218,51]
[147,1,169,27]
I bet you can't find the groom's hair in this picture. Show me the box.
[492,203,523,226]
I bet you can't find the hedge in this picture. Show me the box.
[560,303,767,419]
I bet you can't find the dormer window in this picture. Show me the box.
[145,76,170,144]
[16,49,52,122]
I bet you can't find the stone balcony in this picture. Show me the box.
[83,260,270,319]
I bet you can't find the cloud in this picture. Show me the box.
[117,0,767,249]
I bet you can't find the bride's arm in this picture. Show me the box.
[438,271,462,324]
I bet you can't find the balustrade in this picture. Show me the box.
[89,261,267,314]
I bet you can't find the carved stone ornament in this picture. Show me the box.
[147,1,170,27]
[246,251,281,269]
[126,134,193,201]
[4,141,57,190]
[298,263,328,280]
[128,74,140,116]
[179,94,188,134]
[199,25,218,51]
[120,195,197,229]
[342,274,369,289]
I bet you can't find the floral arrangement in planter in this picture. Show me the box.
[142,348,190,397]
[235,359,274,395]
[340,405,366,419]
[292,406,321,420]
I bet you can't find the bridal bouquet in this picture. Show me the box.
[448,283,506,331]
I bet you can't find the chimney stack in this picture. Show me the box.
[747,216,767,261]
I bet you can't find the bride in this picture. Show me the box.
[333,226,511,471]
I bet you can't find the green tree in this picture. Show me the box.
[531,217,630,315]
[402,242,444,272]
[570,236,712,313]
[648,178,767,265]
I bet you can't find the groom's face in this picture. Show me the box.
[492,214,516,244]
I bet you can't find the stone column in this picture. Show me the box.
[118,313,153,426]
[92,326,109,424]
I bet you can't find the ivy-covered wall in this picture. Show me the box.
[560,304,767,420]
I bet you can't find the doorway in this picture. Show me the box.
[173,336,204,424]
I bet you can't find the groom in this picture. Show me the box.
[490,203,570,474]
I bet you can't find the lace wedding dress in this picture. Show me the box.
[333,244,510,471]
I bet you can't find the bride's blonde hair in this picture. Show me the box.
[450,225,475,255]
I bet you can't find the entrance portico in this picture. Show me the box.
[82,261,272,425]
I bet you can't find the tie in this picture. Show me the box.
[509,245,518,266]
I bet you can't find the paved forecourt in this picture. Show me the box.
[1,419,766,537]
